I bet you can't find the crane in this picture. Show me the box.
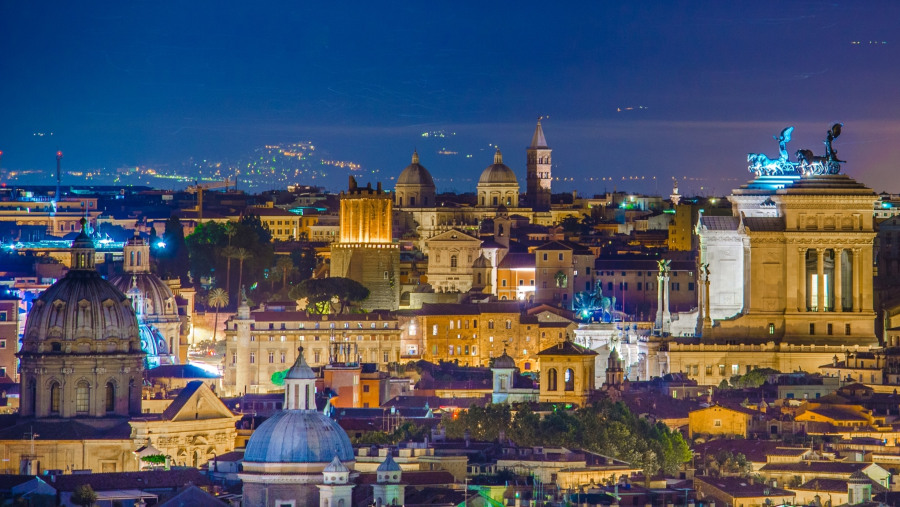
[186,179,233,223]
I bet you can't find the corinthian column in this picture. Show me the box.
[816,248,825,312]
[835,248,843,312]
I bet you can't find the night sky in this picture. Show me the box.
[2,2,899,195]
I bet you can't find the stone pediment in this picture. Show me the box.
[163,381,236,422]
[426,228,481,244]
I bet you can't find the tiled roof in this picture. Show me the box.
[0,417,133,440]
[699,215,739,231]
[497,252,535,269]
[536,341,597,356]
[695,476,794,498]
[147,364,221,379]
[51,469,212,492]
[742,216,786,232]
[759,461,869,474]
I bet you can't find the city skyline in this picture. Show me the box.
[2,2,900,195]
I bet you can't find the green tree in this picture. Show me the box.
[71,484,98,507]
[274,255,297,290]
[289,277,369,314]
[158,215,190,283]
[230,247,252,296]
[207,288,229,343]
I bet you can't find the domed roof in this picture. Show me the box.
[323,455,350,473]
[377,453,401,472]
[23,229,139,352]
[285,347,315,380]
[244,410,354,464]
[479,149,518,185]
[493,350,516,369]
[397,151,436,187]
[472,253,492,269]
[108,273,179,322]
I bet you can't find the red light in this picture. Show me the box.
[57,151,62,157]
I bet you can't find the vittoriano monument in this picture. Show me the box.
[748,123,845,177]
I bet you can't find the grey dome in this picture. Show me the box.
[493,351,516,369]
[244,410,354,464]
[109,273,178,322]
[285,347,315,380]
[472,253,492,269]
[397,151,436,187]
[23,268,139,352]
[479,149,518,185]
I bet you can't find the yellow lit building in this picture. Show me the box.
[537,341,597,406]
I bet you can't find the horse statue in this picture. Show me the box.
[797,123,845,175]
[748,126,799,176]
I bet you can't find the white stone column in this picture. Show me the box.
[798,247,807,312]
[655,274,665,329]
[816,248,825,312]
[835,248,843,313]
[852,247,861,312]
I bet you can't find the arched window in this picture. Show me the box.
[477,273,483,285]
[450,255,458,268]
[505,320,512,329]
[105,382,116,412]
[564,368,575,391]
[547,368,558,391]
[50,381,61,414]
[76,381,90,414]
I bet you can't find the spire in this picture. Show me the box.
[493,148,503,165]
[411,150,419,165]
[530,118,548,148]
[286,346,315,380]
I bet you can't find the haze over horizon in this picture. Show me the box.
[2,2,900,195]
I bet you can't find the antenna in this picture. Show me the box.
[55,151,63,201]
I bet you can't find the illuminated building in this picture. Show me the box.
[668,127,880,385]
[330,177,400,311]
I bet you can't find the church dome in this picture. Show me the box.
[479,149,518,185]
[109,273,179,322]
[22,226,140,353]
[244,410,354,464]
[397,151,436,187]
[492,350,516,369]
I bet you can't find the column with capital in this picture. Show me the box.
[816,248,825,312]
[702,264,712,328]
[798,248,807,312]
[835,248,843,312]
[852,247,861,312]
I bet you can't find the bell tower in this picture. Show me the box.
[526,118,552,211]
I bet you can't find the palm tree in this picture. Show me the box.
[231,247,252,297]
[208,288,229,343]
[221,245,238,301]
[275,255,296,290]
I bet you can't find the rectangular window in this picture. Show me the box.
[688,282,695,291]
[827,323,833,335]
[363,385,370,393]
[250,335,256,342]
[0,340,5,349]
[250,352,255,364]
[558,253,563,261]
[608,282,613,291]
[714,419,722,427]
[769,323,775,335]
[637,282,642,291]
[732,364,739,375]
[705,365,712,375]
[543,253,548,261]
[719,364,726,376]
[232,353,236,364]
[809,323,815,335]
[281,352,286,363]
[269,351,275,363]
[0,311,6,321]
[383,352,389,363]
[846,324,851,335]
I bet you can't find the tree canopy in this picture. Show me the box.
[288,277,369,314]
[442,400,692,477]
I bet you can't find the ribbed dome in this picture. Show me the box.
[244,410,354,464]
[397,151,436,187]
[493,351,516,369]
[472,253,492,269]
[108,273,178,322]
[479,149,518,185]
[23,269,139,352]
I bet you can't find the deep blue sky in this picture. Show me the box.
[2,2,899,195]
